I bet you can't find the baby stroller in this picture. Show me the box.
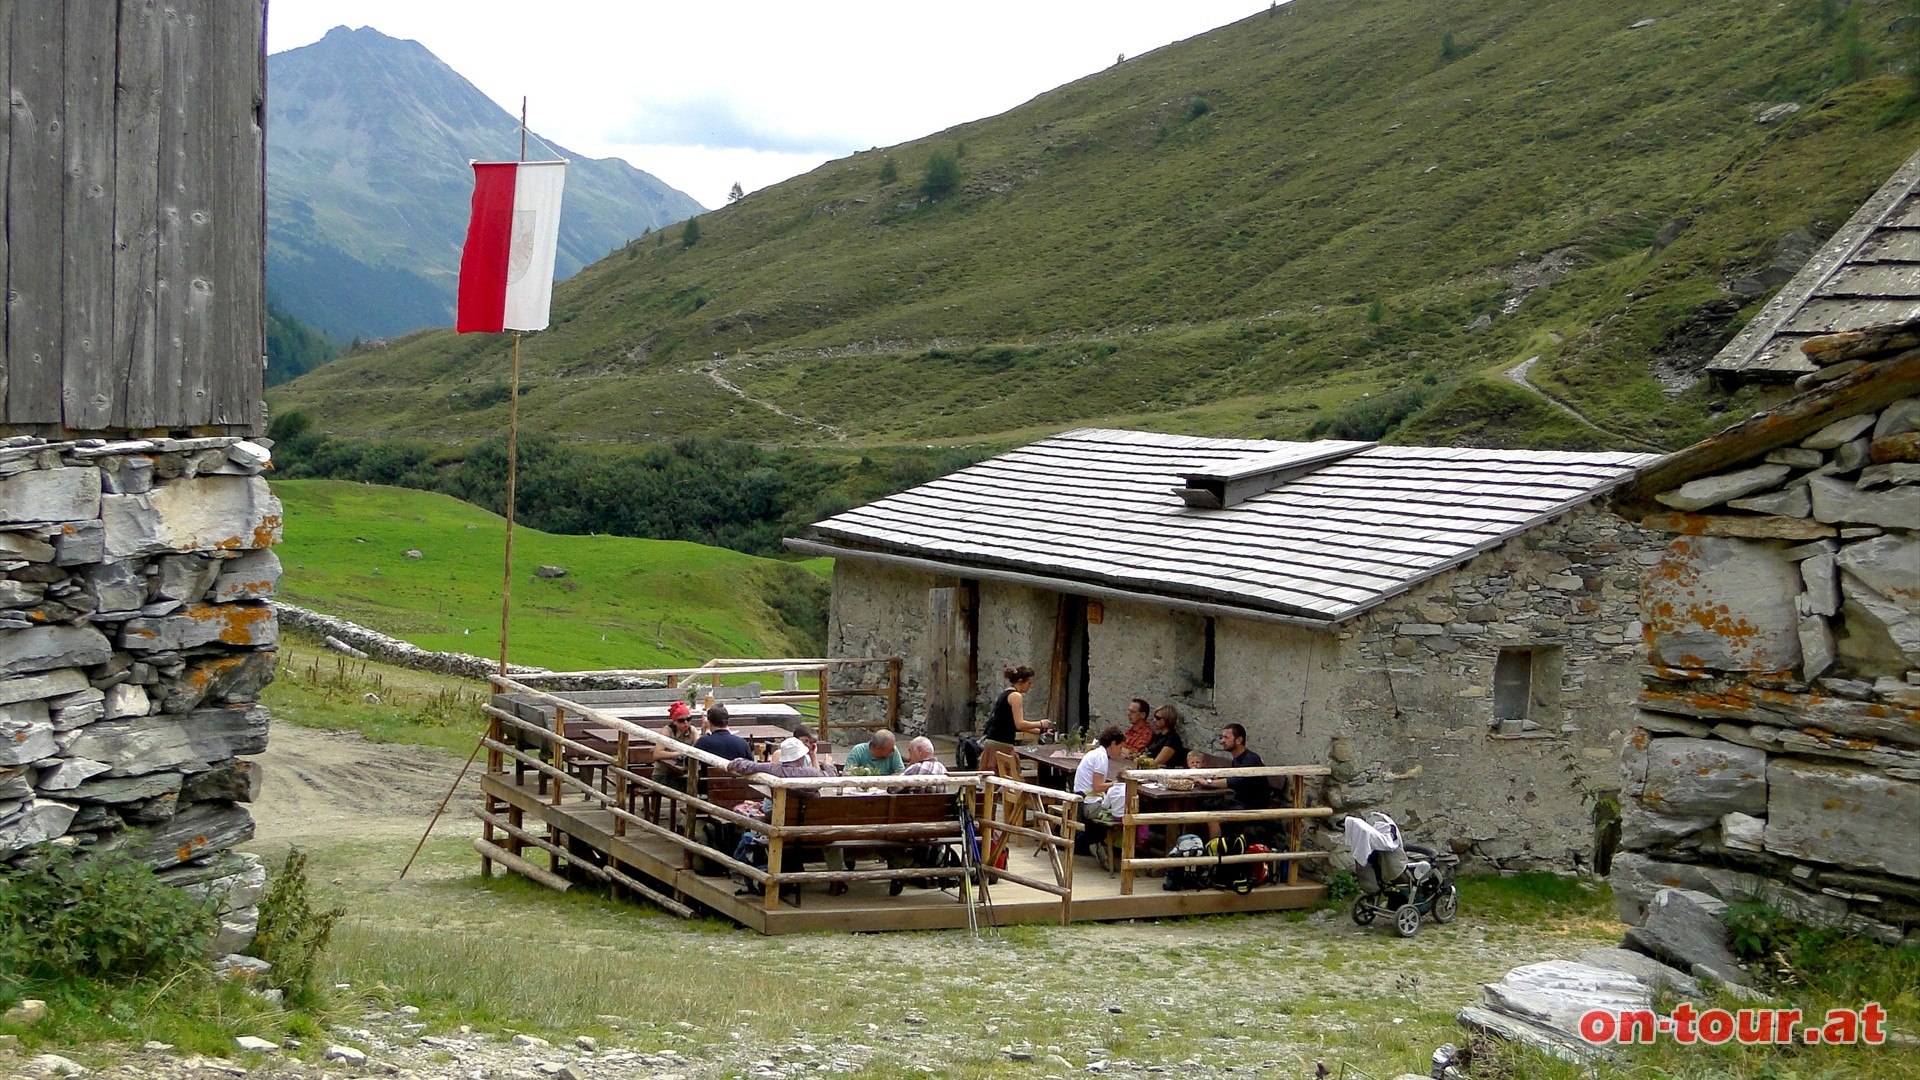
[1342,811,1458,938]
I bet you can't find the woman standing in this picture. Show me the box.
[982,664,1052,770]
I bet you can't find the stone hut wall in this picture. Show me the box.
[0,435,281,948]
[1615,392,1920,946]
[1252,504,1651,871]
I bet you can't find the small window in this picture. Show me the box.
[1493,646,1564,733]
[1493,649,1533,723]
[1201,617,1216,689]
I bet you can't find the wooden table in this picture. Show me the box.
[1014,744,1084,789]
[1135,782,1231,850]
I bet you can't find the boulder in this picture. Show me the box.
[1655,464,1793,511]
[126,800,254,867]
[1798,615,1835,680]
[85,559,147,614]
[0,703,56,765]
[0,624,113,679]
[1609,852,1849,927]
[152,554,221,602]
[52,520,105,566]
[0,532,55,561]
[0,669,89,707]
[1803,413,1876,450]
[121,603,277,652]
[0,468,101,524]
[1840,572,1920,661]
[1622,887,1749,986]
[1766,758,1920,880]
[1874,397,1920,439]
[208,549,281,603]
[59,704,270,776]
[1576,947,1702,997]
[1727,486,1811,517]
[0,799,78,855]
[1800,552,1839,615]
[1810,474,1920,530]
[1720,811,1766,854]
[1621,735,1768,815]
[1644,537,1802,671]
[101,476,282,558]
[1481,960,1656,1034]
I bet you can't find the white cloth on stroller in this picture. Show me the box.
[1343,812,1402,866]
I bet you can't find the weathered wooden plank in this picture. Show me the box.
[6,0,66,424]
[154,0,210,425]
[61,0,119,430]
[0,0,11,398]
[113,0,164,430]
[1891,196,1920,230]
[206,0,263,430]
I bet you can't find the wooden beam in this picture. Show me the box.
[7,0,67,423]
[61,1,117,430]
[473,837,570,892]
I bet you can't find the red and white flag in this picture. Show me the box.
[456,160,567,333]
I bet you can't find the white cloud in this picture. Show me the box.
[268,1,1268,208]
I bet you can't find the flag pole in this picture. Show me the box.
[404,98,539,882]
[498,96,528,676]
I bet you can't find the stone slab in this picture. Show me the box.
[121,603,277,652]
[0,799,78,856]
[0,468,101,524]
[1803,414,1877,450]
[1810,474,1920,530]
[208,549,282,603]
[0,625,113,680]
[124,800,255,868]
[1622,888,1749,986]
[0,707,56,766]
[59,704,270,777]
[101,476,282,559]
[1655,464,1792,511]
[0,532,55,562]
[0,669,90,707]
[1727,486,1811,517]
[1645,536,1803,672]
[1800,552,1839,616]
[1766,758,1920,880]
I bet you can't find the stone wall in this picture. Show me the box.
[0,435,279,912]
[1615,390,1920,946]
[1280,504,1651,870]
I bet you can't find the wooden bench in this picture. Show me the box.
[769,788,966,903]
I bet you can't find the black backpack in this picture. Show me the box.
[955,733,985,771]
[1207,834,1253,894]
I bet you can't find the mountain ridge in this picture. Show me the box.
[271,0,1920,454]
[267,25,706,343]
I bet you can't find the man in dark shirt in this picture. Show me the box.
[1207,723,1271,840]
[692,702,753,761]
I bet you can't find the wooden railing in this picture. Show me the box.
[481,675,1080,924]
[1114,765,1333,895]
[510,656,902,745]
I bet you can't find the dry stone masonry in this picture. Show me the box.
[0,434,279,942]
[1615,322,1920,948]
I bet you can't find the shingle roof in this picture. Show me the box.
[1709,145,1920,381]
[800,429,1656,624]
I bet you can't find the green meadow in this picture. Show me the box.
[270,479,829,672]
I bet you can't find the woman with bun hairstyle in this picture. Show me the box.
[982,663,1052,769]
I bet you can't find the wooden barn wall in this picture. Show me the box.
[2,0,265,436]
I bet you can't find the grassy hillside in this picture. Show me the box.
[273,0,1920,454]
[272,480,829,671]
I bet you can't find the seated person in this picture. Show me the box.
[1143,705,1188,769]
[902,736,949,779]
[792,724,839,775]
[1072,726,1127,858]
[843,729,905,775]
[1120,697,1154,756]
[692,702,752,761]
[725,736,824,778]
[650,700,697,764]
[1202,723,1271,840]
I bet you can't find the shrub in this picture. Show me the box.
[1325,868,1359,904]
[922,150,961,200]
[878,159,898,184]
[1187,96,1212,120]
[681,216,702,248]
[249,848,345,1006]
[0,843,217,998]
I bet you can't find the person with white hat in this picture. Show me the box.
[725,737,855,895]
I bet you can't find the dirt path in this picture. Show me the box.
[1501,356,1663,451]
[695,354,848,440]
[249,723,481,848]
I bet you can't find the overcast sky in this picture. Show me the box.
[268,1,1266,209]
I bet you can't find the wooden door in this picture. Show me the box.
[925,581,977,735]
